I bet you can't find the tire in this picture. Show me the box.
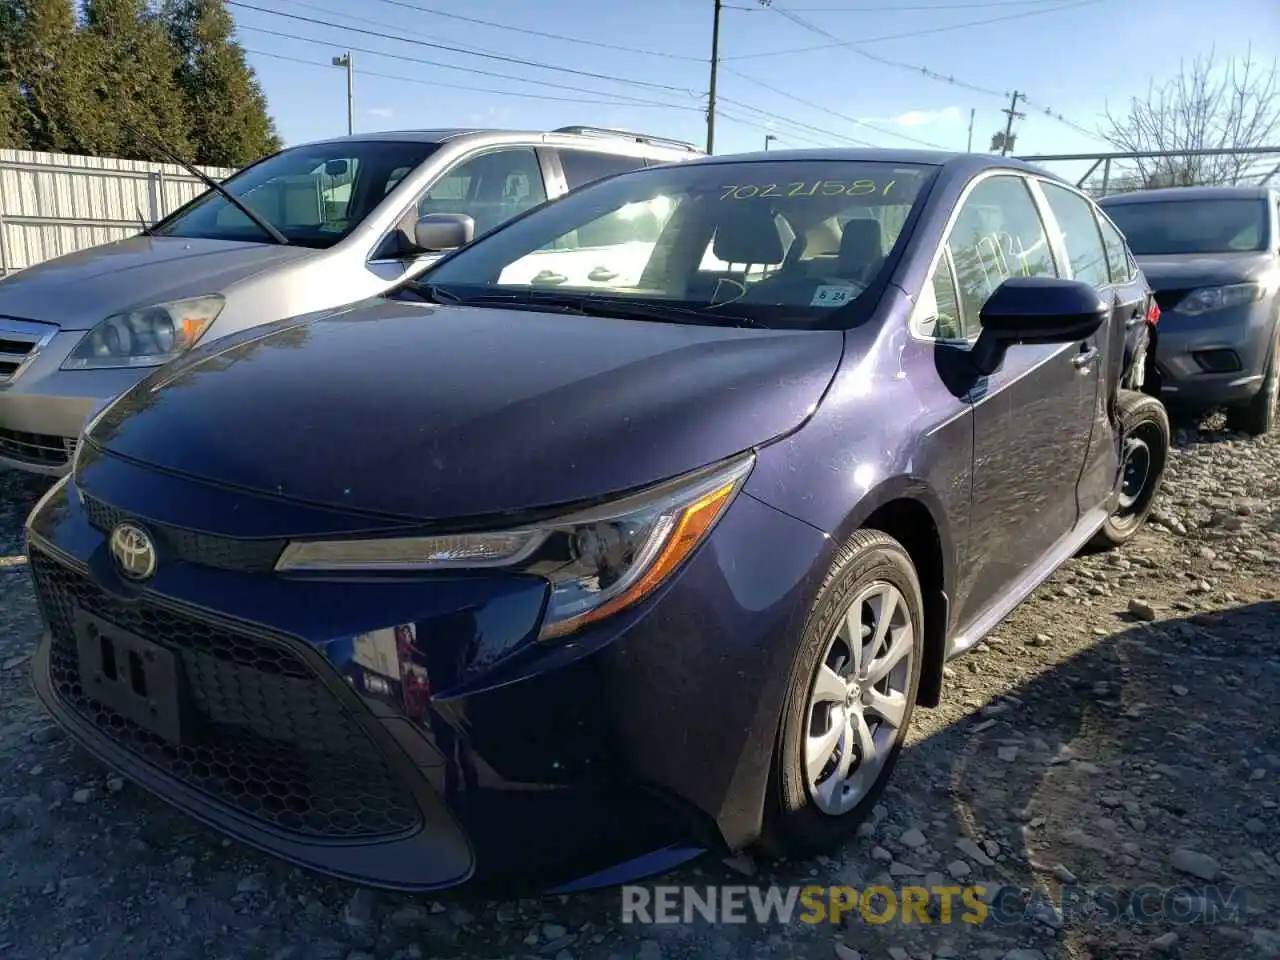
[1089,389,1170,551]
[761,529,924,858]
[1224,334,1278,437]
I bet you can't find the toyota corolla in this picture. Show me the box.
[24,148,1168,895]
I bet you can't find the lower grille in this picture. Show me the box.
[29,549,422,839]
[0,428,75,466]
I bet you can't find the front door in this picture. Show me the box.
[944,174,1095,628]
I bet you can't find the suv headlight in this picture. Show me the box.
[62,295,225,370]
[1177,282,1263,316]
[275,453,756,641]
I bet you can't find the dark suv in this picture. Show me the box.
[26,149,1169,895]
[1100,185,1280,435]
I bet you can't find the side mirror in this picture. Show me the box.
[412,213,475,253]
[971,276,1109,376]
[324,159,349,177]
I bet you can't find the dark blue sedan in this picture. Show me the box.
[24,148,1169,895]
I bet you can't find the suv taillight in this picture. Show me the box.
[1146,300,1161,326]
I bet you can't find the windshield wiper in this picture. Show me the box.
[435,291,769,329]
[395,280,465,304]
[100,97,289,246]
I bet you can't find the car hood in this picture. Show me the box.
[1133,251,1275,292]
[88,300,844,520]
[0,236,316,330]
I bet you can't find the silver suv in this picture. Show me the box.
[0,126,702,475]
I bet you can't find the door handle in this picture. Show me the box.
[1072,346,1099,368]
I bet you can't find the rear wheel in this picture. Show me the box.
[762,530,924,857]
[1089,390,1170,551]
[1225,334,1278,437]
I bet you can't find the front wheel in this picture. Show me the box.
[1089,390,1170,551]
[762,529,924,858]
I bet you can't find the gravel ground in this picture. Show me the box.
[1,415,1278,960]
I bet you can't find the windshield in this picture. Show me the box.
[417,159,937,329]
[1102,198,1269,256]
[150,140,441,249]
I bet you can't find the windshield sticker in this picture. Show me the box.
[811,284,856,307]
[719,179,897,200]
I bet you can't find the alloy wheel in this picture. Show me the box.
[804,581,915,816]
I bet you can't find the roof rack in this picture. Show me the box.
[552,125,703,153]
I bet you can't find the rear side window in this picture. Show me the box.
[558,149,647,190]
[1039,182,1109,288]
[1097,214,1134,285]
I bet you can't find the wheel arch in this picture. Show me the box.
[831,477,957,709]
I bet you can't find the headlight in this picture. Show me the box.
[62,295,225,370]
[275,453,756,641]
[1177,282,1263,316]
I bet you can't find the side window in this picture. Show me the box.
[945,175,1058,337]
[1039,182,1109,287]
[417,148,548,235]
[1097,214,1133,285]
[557,149,646,191]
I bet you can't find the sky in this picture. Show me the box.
[229,0,1280,184]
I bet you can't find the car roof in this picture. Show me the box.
[282,128,700,154]
[672,147,1065,179]
[1098,184,1274,204]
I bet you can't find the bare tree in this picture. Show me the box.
[1101,50,1280,188]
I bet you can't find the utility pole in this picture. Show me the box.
[966,108,975,152]
[706,0,723,154]
[997,90,1024,156]
[332,52,354,135]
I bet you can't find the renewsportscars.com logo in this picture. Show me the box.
[620,883,1251,927]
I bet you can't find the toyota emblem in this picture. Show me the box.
[109,522,157,581]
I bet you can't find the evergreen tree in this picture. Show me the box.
[0,0,25,148]
[12,0,93,153]
[164,0,280,166]
[80,0,192,160]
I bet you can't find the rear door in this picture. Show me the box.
[1035,179,1131,518]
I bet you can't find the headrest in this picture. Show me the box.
[712,203,785,264]
[837,217,884,270]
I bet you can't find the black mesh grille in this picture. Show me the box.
[30,549,422,839]
[81,495,285,573]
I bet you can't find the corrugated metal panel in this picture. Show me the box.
[0,149,237,275]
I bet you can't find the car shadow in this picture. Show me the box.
[765,599,1280,960]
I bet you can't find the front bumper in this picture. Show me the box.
[25,450,829,892]
[1150,298,1277,406]
[0,329,149,475]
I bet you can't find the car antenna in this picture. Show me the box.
[96,89,289,246]
[134,203,150,237]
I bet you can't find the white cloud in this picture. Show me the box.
[367,107,394,119]
[467,105,514,126]
[861,107,964,128]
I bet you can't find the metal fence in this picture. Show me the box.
[1015,147,1280,198]
[0,149,234,276]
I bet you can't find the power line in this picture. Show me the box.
[355,0,706,62]
[717,96,882,148]
[243,48,706,111]
[722,65,949,149]
[745,3,1111,145]
[225,1,699,96]
[237,26,702,110]
[727,0,1076,11]
[725,0,1100,60]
